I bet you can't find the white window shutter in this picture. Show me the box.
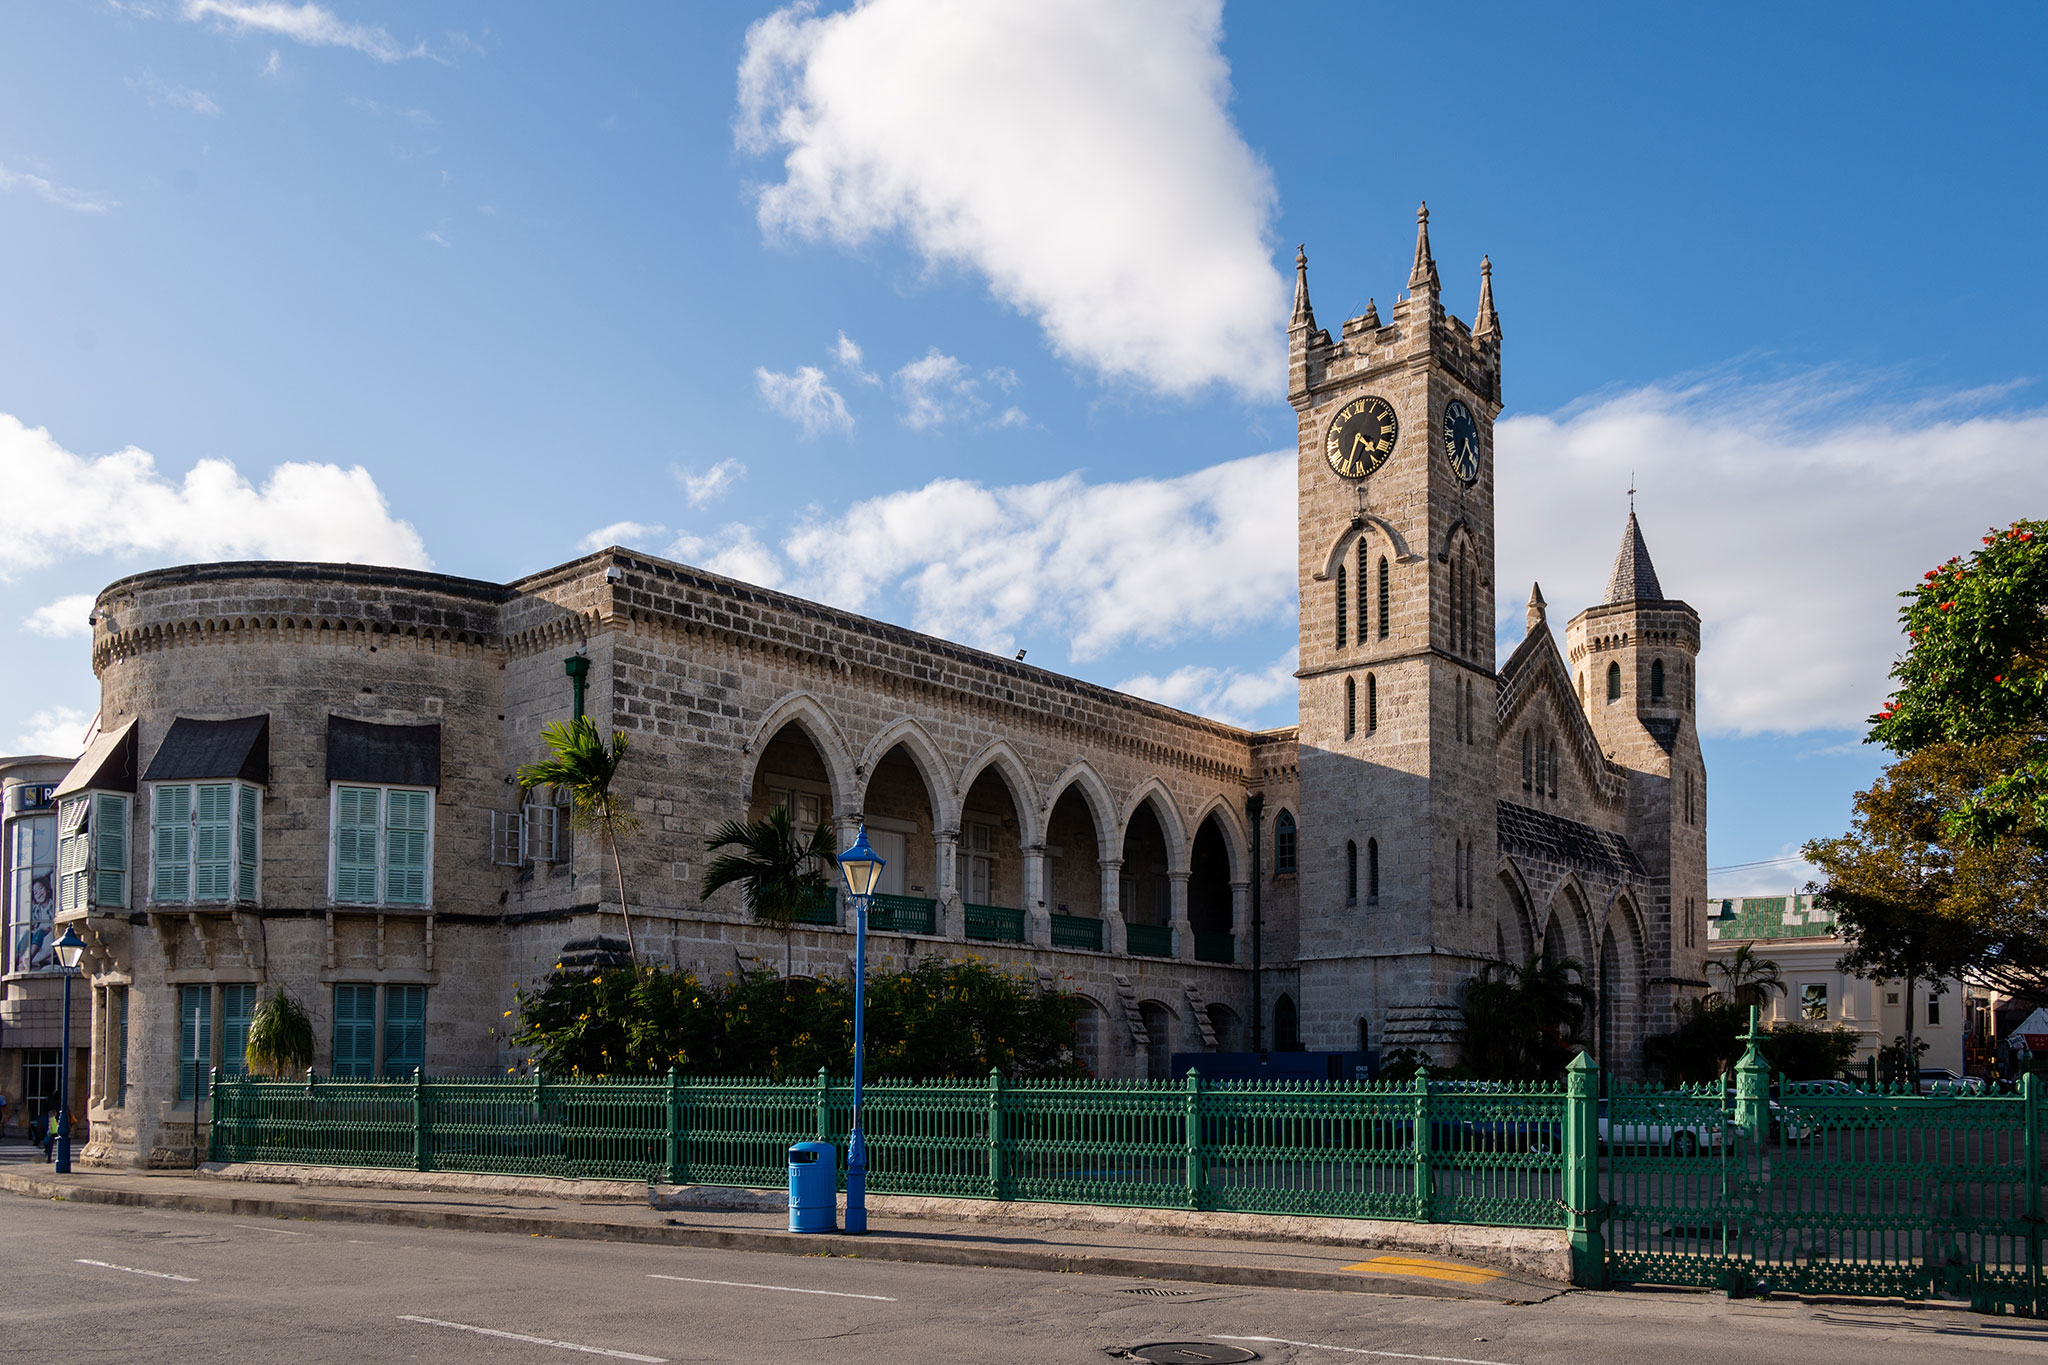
[490,808,526,866]
[524,802,559,861]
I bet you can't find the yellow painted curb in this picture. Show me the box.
[1345,1254,1502,1285]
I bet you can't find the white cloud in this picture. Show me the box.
[833,331,878,384]
[0,159,115,214]
[1495,375,2048,737]
[1707,848,1821,899]
[678,459,746,508]
[576,521,668,555]
[779,450,1293,660]
[737,0,1284,398]
[667,526,784,590]
[127,71,221,116]
[181,0,426,62]
[0,411,429,579]
[23,594,98,639]
[13,706,91,759]
[893,349,1025,431]
[755,365,852,436]
[1118,646,1298,727]
[423,228,451,248]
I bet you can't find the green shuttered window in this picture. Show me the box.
[219,983,257,1078]
[150,781,260,906]
[383,985,426,1076]
[237,784,260,902]
[331,785,434,907]
[59,793,132,912]
[153,785,192,902]
[179,984,211,1100]
[333,984,378,1078]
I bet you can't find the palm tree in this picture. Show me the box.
[701,803,839,986]
[1460,954,1599,1080]
[244,987,315,1077]
[1706,942,1786,1011]
[518,716,643,965]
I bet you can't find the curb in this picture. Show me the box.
[0,1169,1562,1303]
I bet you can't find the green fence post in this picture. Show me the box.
[412,1068,427,1172]
[1565,1050,1605,1288]
[1733,1006,1769,1137]
[1411,1065,1433,1222]
[816,1066,831,1144]
[209,1073,226,1162]
[2024,1071,2042,1319]
[665,1066,683,1186]
[988,1068,1006,1201]
[1184,1068,1204,1211]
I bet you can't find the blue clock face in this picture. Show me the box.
[1442,398,1480,484]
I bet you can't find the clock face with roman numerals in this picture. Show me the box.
[1325,395,1398,480]
[1442,398,1480,484]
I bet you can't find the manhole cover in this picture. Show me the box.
[1119,1345,1259,1364]
[1117,1287,1197,1297]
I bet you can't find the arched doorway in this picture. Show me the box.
[1121,800,1173,957]
[1188,813,1234,963]
[1206,1004,1242,1052]
[861,744,939,935]
[1044,783,1105,949]
[960,764,1026,943]
[748,721,839,927]
[1274,993,1300,1052]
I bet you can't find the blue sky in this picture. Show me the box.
[4,1,2046,895]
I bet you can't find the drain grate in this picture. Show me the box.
[1118,1287,1198,1298]
[1115,1345,1259,1364]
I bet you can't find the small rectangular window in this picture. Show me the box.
[178,984,211,1100]
[490,808,527,866]
[1927,997,1940,1026]
[384,985,426,1076]
[334,984,378,1078]
[1801,983,1828,1021]
[331,785,435,907]
[220,983,257,1077]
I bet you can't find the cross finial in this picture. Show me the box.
[1628,472,1636,513]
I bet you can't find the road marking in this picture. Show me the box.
[1217,1337,1513,1365]
[76,1258,197,1283]
[1343,1255,1502,1285]
[397,1316,665,1362]
[232,1223,311,1235]
[648,1272,897,1302]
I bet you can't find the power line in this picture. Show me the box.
[1705,854,1809,874]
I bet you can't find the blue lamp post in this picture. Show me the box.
[51,923,86,1174]
[836,824,885,1235]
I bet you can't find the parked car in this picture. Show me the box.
[1916,1068,1985,1095]
[1597,1097,1728,1155]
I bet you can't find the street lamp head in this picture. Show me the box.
[838,824,885,899]
[53,923,86,971]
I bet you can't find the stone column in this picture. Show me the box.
[1169,871,1194,962]
[1022,845,1050,946]
[1229,880,1250,967]
[1099,858,1126,955]
[934,830,964,939]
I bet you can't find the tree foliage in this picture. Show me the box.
[511,957,1085,1081]
[517,717,644,964]
[244,987,315,1077]
[1642,999,1859,1085]
[1704,943,1787,1010]
[1458,954,1596,1081]
[701,804,839,983]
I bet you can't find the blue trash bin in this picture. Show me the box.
[788,1141,837,1233]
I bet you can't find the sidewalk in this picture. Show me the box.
[0,1143,1563,1304]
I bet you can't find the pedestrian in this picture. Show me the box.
[41,1108,56,1162]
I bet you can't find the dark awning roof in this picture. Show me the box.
[143,716,270,785]
[53,718,139,798]
[327,715,441,788]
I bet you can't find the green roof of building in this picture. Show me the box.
[1706,893,1837,942]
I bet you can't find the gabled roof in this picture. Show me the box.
[1604,510,1665,603]
[1497,616,1628,807]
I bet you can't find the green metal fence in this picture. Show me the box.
[1048,914,1103,951]
[963,904,1025,942]
[210,1068,1568,1228]
[866,894,937,936]
[1126,924,1174,957]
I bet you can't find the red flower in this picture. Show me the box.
[1941,602,1955,611]
[1924,570,1939,580]
[1995,675,2004,683]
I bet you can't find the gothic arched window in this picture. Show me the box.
[1450,558,1463,656]
[1521,730,1533,789]
[1345,840,1358,904]
[1344,676,1357,738]
[1335,563,1348,648]
[1274,809,1297,876]
[1366,674,1378,734]
[1377,557,1390,639]
[1651,658,1666,701]
[1548,739,1559,797]
[1534,728,1548,794]
[1578,672,1586,708]
[1358,540,1369,642]
[1367,838,1380,902]
[1276,994,1300,1051]
[1454,839,1465,907]
[1606,660,1622,702]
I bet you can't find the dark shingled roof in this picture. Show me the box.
[326,715,441,788]
[1604,510,1665,603]
[143,715,269,785]
[1497,800,1645,880]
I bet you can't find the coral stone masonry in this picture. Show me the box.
[37,212,1707,1167]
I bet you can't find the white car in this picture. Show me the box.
[1597,1098,1728,1155]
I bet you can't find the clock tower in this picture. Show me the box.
[1287,205,1504,1060]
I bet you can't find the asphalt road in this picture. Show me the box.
[5,1197,2047,1365]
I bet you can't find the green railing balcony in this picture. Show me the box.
[790,887,838,926]
[1048,913,1103,951]
[964,903,1025,942]
[866,893,937,936]
[1193,930,1235,963]
[1126,923,1174,957]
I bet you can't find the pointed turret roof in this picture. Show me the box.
[1474,255,1499,339]
[1409,202,1440,293]
[1604,511,1665,603]
[1526,581,1547,633]
[1290,244,1316,330]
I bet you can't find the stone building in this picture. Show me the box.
[51,208,1708,1166]
[2,753,89,1138]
